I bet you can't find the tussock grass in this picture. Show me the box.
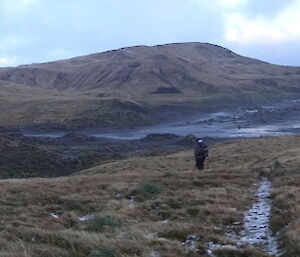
[213,247,271,257]
[0,135,299,256]
[85,215,123,232]
[237,135,300,257]
[136,181,164,200]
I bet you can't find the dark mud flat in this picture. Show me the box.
[77,99,300,140]
[1,99,299,179]
[13,98,300,140]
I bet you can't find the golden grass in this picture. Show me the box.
[0,135,299,256]
[0,81,150,128]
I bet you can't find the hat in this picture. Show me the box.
[197,138,203,143]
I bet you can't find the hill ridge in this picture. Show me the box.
[0,42,300,96]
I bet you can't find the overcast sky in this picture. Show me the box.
[1,0,300,67]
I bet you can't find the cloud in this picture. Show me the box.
[0,56,17,67]
[46,48,73,61]
[0,35,26,49]
[223,0,300,44]
[0,0,39,15]
[216,0,248,9]
[0,0,299,66]
[0,58,9,65]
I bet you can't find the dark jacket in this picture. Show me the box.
[194,141,209,160]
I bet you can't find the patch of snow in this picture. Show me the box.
[149,250,161,257]
[116,232,127,239]
[127,196,135,209]
[183,234,200,253]
[50,213,59,219]
[144,232,168,242]
[145,232,158,240]
[160,219,169,224]
[78,214,94,221]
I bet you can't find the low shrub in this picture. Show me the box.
[85,215,122,232]
[272,160,281,170]
[138,181,164,200]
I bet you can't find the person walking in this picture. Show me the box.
[194,138,209,170]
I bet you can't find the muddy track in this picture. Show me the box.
[240,178,280,256]
[208,178,281,256]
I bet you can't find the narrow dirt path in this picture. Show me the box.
[208,178,281,256]
[240,178,280,256]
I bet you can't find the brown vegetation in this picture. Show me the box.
[0,81,151,128]
[1,43,300,128]
[0,135,299,256]
[1,43,300,97]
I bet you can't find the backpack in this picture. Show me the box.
[195,142,209,159]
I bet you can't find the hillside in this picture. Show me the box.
[1,43,300,98]
[0,80,151,128]
[0,133,197,179]
[1,43,300,128]
[0,135,299,256]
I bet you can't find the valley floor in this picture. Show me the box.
[0,135,299,257]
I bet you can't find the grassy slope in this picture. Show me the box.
[0,82,151,128]
[1,42,300,128]
[2,80,299,129]
[1,136,300,256]
[1,79,287,129]
[1,83,293,129]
